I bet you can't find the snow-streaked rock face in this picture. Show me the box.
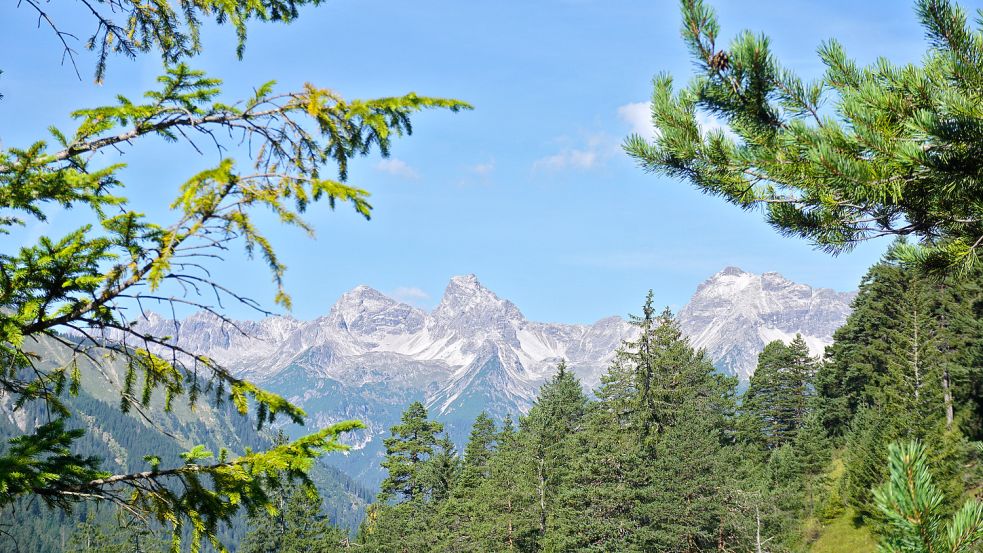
[678,267,855,380]
[124,269,853,487]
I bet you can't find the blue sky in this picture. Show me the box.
[1,0,931,323]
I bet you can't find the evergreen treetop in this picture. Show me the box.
[378,402,444,503]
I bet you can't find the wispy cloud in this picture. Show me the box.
[456,159,496,187]
[617,101,657,140]
[390,286,431,305]
[469,161,495,176]
[617,101,738,142]
[375,158,420,180]
[532,134,616,172]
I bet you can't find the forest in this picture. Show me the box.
[38,250,983,552]
[354,252,983,552]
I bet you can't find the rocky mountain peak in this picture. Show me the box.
[680,267,853,379]
[329,285,424,336]
[719,266,749,277]
[432,275,524,329]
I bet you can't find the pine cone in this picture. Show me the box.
[709,50,730,71]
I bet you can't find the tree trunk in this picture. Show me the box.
[943,366,954,431]
[755,505,763,553]
[936,282,955,432]
[538,457,547,536]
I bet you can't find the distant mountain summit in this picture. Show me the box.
[679,267,855,380]
[127,268,854,487]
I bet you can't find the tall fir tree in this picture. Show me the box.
[522,362,588,539]
[378,401,445,503]
[743,336,818,450]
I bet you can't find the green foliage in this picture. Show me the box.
[378,401,445,503]
[463,412,497,472]
[875,441,983,553]
[742,336,818,450]
[627,0,983,275]
[813,248,983,523]
[547,296,747,552]
[354,285,983,552]
[19,0,336,82]
[0,420,105,508]
[238,481,349,553]
[2,3,469,550]
[66,514,169,553]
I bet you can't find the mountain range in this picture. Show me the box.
[125,267,855,487]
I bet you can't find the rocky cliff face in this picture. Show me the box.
[678,267,855,380]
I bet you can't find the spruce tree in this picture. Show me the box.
[743,337,817,450]
[550,295,742,552]
[471,416,539,552]
[523,361,588,539]
[816,261,910,436]
[463,412,497,473]
[359,403,445,553]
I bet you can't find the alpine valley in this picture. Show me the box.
[126,267,854,489]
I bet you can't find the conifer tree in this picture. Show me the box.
[743,337,817,450]
[875,441,983,553]
[378,402,444,503]
[816,261,910,436]
[359,403,445,553]
[627,0,983,274]
[238,483,348,553]
[3,3,469,550]
[425,433,461,505]
[471,416,539,552]
[550,295,742,552]
[522,362,588,538]
[434,412,495,547]
[463,412,497,474]
[66,514,168,553]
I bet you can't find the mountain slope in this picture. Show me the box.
[120,268,853,489]
[678,267,855,380]
[0,335,372,552]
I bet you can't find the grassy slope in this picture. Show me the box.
[805,456,877,553]
[809,509,877,553]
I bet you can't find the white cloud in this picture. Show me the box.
[532,134,615,172]
[533,149,598,171]
[390,286,430,305]
[470,161,495,176]
[617,101,739,142]
[375,158,420,180]
[617,101,658,140]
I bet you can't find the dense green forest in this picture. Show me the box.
[16,250,982,552]
[0,336,372,552]
[353,253,983,552]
